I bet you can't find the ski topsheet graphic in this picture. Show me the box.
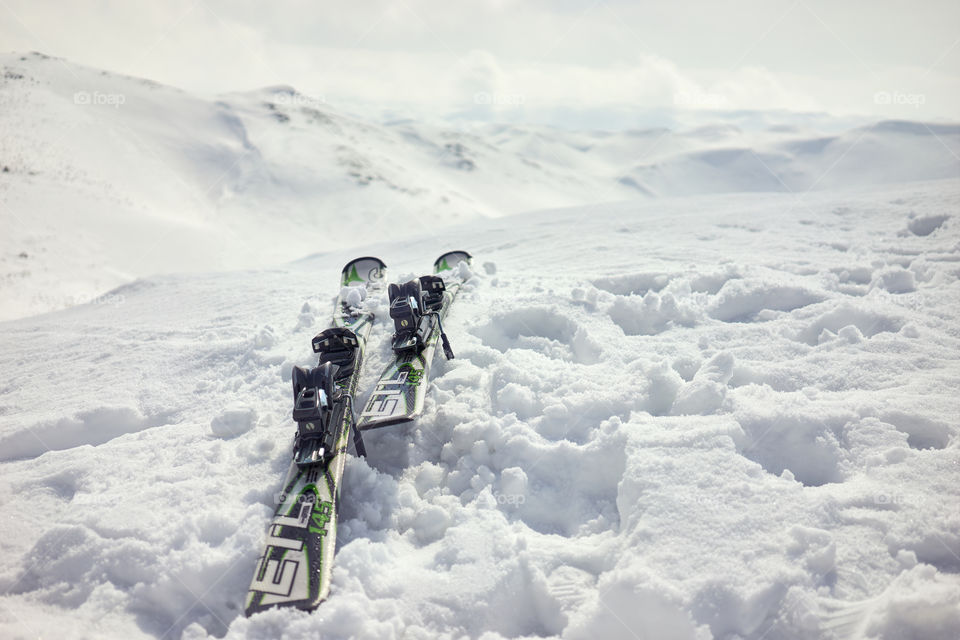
[245,256,386,616]
[358,250,472,430]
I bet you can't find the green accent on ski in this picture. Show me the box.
[435,258,451,272]
[398,362,423,385]
[309,499,334,535]
[343,264,363,285]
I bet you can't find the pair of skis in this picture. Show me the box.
[244,251,471,617]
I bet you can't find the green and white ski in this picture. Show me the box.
[357,251,472,430]
[245,256,386,616]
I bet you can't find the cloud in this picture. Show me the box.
[456,50,504,97]
[1,0,957,126]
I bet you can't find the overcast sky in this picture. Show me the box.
[2,0,958,126]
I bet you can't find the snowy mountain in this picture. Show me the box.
[2,51,958,320]
[0,52,959,640]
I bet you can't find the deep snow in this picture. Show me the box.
[1,176,959,639]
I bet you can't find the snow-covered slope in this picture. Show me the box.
[1,178,958,639]
[0,52,617,320]
[2,52,958,321]
[482,119,960,198]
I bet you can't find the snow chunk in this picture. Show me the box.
[411,504,450,544]
[872,265,916,293]
[880,410,951,450]
[795,303,904,346]
[862,565,960,639]
[496,382,540,419]
[787,525,836,575]
[566,566,708,640]
[734,408,849,486]
[571,285,601,309]
[900,323,921,338]
[906,213,948,236]
[209,406,257,438]
[455,258,474,281]
[837,324,865,343]
[341,284,366,309]
[896,549,918,569]
[608,291,697,335]
[475,307,599,363]
[644,360,684,416]
[671,352,734,416]
[498,467,528,507]
[671,380,727,416]
[708,280,823,322]
[592,271,672,296]
[689,265,742,294]
[413,462,445,497]
[252,325,277,349]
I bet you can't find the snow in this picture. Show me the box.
[1,53,960,640]
[3,51,959,321]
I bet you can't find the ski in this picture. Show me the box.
[245,256,386,616]
[357,250,472,430]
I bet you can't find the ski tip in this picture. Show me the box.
[433,250,472,273]
[342,256,388,271]
[341,256,387,285]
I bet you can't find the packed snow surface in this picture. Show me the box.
[1,177,959,639]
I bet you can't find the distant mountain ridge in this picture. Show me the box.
[1,50,957,320]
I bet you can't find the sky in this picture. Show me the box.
[1,0,958,127]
